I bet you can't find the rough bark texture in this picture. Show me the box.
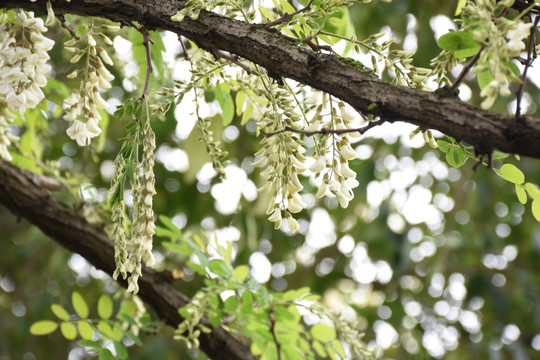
[4,0,540,159]
[0,160,255,360]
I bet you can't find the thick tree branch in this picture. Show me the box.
[0,160,255,360]
[5,0,540,158]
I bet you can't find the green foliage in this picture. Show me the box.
[437,30,481,58]
[3,1,540,360]
[157,216,372,359]
[30,292,159,359]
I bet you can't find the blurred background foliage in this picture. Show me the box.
[1,0,540,359]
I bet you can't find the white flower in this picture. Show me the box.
[305,92,320,105]
[315,181,327,198]
[305,119,321,132]
[340,160,356,178]
[309,154,326,173]
[6,92,26,113]
[506,22,533,54]
[30,32,54,52]
[339,143,358,160]
[340,106,356,123]
[268,208,282,222]
[287,215,300,233]
[336,192,350,208]
[287,193,305,213]
[67,120,95,146]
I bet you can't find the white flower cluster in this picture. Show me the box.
[506,21,533,56]
[126,119,156,293]
[63,25,116,146]
[462,0,533,109]
[254,132,306,233]
[308,101,360,208]
[109,112,157,294]
[254,90,361,233]
[253,87,308,233]
[0,10,54,160]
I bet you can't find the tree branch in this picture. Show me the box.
[0,159,255,360]
[5,0,540,158]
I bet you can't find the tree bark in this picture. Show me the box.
[0,159,256,360]
[4,0,540,159]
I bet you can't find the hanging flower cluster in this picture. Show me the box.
[253,87,307,233]
[254,87,362,233]
[462,0,532,109]
[0,9,55,160]
[308,100,360,208]
[108,98,157,294]
[125,118,156,293]
[63,20,117,146]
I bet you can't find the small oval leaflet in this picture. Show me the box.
[30,320,58,335]
[498,164,525,184]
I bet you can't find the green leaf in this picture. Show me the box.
[532,199,540,221]
[241,102,254,125]
[114,340,129,360]
[334,340,347,358]
[327,344,338,360]
[257,286,268,303]
[437,140,451,153]
[525,182,540,199]
[477,71,493,90]
[30,321,58,335]
[235,91,246,116]
[215,83,234,126]
[60,322,78,340]
[98,320,114,340]
[258,4,274,20]
[117,300,137,320]
[78,320,94,340]
[77,339,101,350]
[313,340,327,356]
[98,348,115,360]
[311,323,337,342]
[178,306,193,319]
[446,146,467,168]
[187,261,207,275]
[455,0,468,15]
[516,184,528,204]
[498,164,525,184]
[224,295,239,312]
[97,295,113,320]
[162,241,192,255]
[234,265,249,282]
[278,0,295,13]
[241,291,254,314]
[51,304,70,321]
[274,305,300,323]
[126,330,142,346]
[72,291,89,319]
[158,215,182,237]
[208,259,232,276]
[437,31,481,58]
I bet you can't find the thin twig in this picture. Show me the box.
[450,48,483,93]
[269,307,282,360]
[136,25,153,97]
[261,119,385,137]
[213,50,253,73]
[515,15,539,120]
[58,14,80,40]
[275,31,333,52]
[178,34,191,61]
[265,0,314,28]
